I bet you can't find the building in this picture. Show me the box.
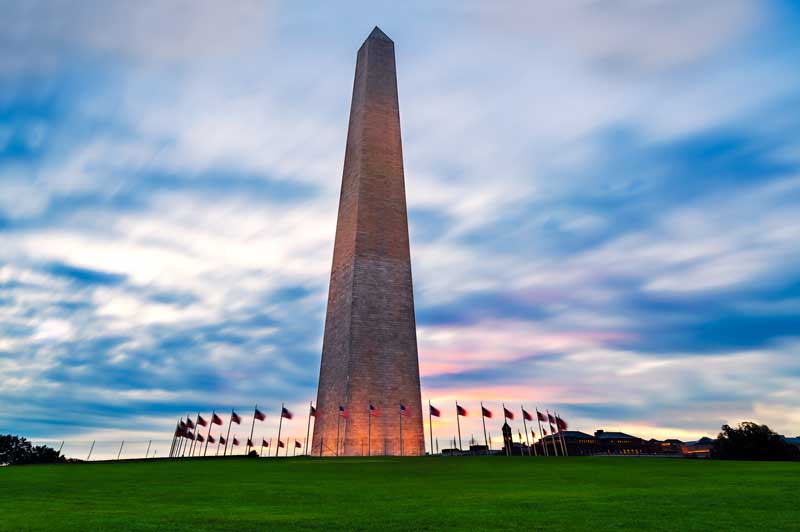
[682,437,714,458]
[594,430,645,455]
[312,28,425,456]
[645,438,684,456]
[551,431,597,456]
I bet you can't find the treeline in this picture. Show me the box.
[713,422,799,460]
[0,435,66,466]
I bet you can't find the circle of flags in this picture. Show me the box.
[169,401,569,458]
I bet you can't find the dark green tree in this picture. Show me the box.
[0,434,65,466]
[713,422,800,461]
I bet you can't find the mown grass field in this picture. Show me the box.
[2,456,798,531]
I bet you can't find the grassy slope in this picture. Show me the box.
[2,456,798,531]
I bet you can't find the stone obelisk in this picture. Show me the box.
[312,27,424,456]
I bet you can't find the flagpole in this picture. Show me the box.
[368,403,372,457]
[191,413,201,456]
[204,412,214,456]
[557,412,568,456]
[531,430,538,456]
[117,440,124,460]
[87,440,95,461]
[522,405,531,456]
[224,409,234,457]
[186,416,193,456]
[480,402,488,450]
[180,414,191,458]
[145,439,152,459]
[502,403,510,456]
[335,408,341,457]
[304,402,312,456]
[547,409,559,456]
[286,438,290,457]
[343,415,348,455]
[428,400,434,455]
[171,418,182,458]
[169,423,177,458]
[536,409,548,456]
[399,405,403,457]
[276,403,285,458]
[247,404,257,455]
[456,401,462,451]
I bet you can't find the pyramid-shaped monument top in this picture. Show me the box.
[367,26,393,43]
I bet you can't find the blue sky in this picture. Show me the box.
[2,1,800,451]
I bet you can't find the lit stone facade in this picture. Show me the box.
[312,27,424,456]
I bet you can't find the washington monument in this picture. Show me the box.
[312,27,424,456]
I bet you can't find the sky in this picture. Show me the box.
[2,1,800,455]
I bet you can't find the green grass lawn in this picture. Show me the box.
[2,456,798,531]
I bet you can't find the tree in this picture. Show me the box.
[0,434,65,466]
[713,422,800,461]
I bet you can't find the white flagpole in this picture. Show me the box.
[304,402,313,456]
[276,403,285,458]
[521,405,532,456]
[480,402,488,449]
[247,405,257,455]
[204,412,214,456]
[456,401,463,451]
[556,412,568,456]
[536,409,548,456]
[547,409,559,456]
[428,400,434,455]
[224,409,234,456]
